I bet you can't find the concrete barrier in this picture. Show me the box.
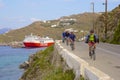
[55,40,113,80]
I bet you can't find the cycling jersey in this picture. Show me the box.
[89,34,94,42]
[69,34,76,41]
[85,34,99,43]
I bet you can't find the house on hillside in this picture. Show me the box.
[58,18,76,27]
[51,24,57,28]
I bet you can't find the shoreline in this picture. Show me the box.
[0,41,25,48]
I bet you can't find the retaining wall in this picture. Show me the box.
[55,40,113,80]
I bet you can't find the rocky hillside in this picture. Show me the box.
[0,5,120,44]
[95,5,120,44]
[0,13,100,43]
[19,45,76,80]
[0,22,64,43]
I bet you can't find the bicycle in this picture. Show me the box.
[70,41,74,50]
[89,42,96,60]
[66,37,69,46]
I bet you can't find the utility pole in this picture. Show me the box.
[103,0,108,39]
[91,2,95,30]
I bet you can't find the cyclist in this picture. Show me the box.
[69,31,76,50]
[65,31,70,46]
[62,31,66,43]
[85,29,99,56]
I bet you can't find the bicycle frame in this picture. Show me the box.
[89,42,96,60]
[70,40,74,50]
[66,37,69,46]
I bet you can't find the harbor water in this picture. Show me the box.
[0,46,45,80]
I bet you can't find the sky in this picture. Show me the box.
[0,0,120,29]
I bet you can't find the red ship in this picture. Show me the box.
[23,34,54,48]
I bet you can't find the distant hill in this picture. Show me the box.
[0,28,11,34]
[0,12,100,43]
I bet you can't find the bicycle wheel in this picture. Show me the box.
[70,43,74,50]
[90,52,92,59]
[92,49,96,60]
[72,44,74,50]
[89,47,92,59]
[66,38,69,46]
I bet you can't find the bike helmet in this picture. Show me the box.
[90,29,94,33]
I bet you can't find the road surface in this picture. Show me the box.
[60,41,120,80]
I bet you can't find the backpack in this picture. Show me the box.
[85,34,99,43]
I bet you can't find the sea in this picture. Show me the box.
[0,46,45,80]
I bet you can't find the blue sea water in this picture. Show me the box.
[0,46,45,80]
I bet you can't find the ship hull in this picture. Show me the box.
[23,42,54,48]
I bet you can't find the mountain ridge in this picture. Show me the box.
[0,6,119,44]
[0,28,11,34]
[0,12,100,43]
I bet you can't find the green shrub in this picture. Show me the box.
[43,68,75,80]
[111,21,120,44]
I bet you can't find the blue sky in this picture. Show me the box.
[0,0,120,29]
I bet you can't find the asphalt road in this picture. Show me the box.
[60,41,120,80]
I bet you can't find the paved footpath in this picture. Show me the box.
[60,41,120,80]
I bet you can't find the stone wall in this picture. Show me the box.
[55,40,113,80]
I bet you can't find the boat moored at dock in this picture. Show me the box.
[23,34,54,48]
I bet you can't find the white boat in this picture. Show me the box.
[23,33,54,48]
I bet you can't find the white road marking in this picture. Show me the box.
[97,47,120,57]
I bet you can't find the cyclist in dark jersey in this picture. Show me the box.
[62,31,66,43]
[65,31,70,45]
[69,31,76,50]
